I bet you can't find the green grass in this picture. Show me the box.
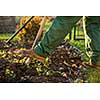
[85,68,100,83]
[0,33,13,40]
[0,33,20,40]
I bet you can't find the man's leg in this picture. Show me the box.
[83,16,100,66]
[34,16,82,57]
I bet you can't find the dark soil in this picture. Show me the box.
[0,40,88,83]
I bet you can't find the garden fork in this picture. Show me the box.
[25,16,47,64]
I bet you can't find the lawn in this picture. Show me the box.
[0,33,12,40]
[0,21,100,83]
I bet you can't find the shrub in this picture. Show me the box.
[17,16,42,46]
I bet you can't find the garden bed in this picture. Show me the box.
[0,40,88,83]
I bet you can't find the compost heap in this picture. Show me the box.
[0,40,88,83]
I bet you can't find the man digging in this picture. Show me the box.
[19,16,100,69]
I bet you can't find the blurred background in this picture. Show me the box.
[0,16,22,33]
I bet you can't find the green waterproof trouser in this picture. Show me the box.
[34,16,100,66]
[84,16,100,65]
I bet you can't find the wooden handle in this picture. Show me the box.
[25,16,47,64]
[82,62,100,71]
[32,16,47,49]
[86,63,100,71]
